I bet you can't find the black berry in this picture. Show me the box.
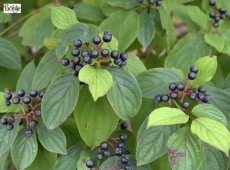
[198,86,206,93]
[103,150,111,157]
[25,128,33,137]
[177,83,185,91]
[169,83,177,91]
[209,0,216,6]
[23,96,31,104]
[121,156,129,164]
[93,36,101,45]
[182,101,190,109]
[213,22,219,28]
[120,123,128,130]
[124,164,133,170]
[170,92,178,99]
[75,64,83,72]
[38,91,45,99]
[119,61,126,68]
[104,30,112,36]
[103,34,112,42]
[197,92,205,100]
[81,50,89,57]
[114,148,123,156]
[100,142,108,150]
[29,89,38,97]
[190,66,198,74]
[73,56,81,64]
[0,118,7,125]
[35,109,41,116]
[17,89,25,97]
[61,58,69,66]
[219,7,226,13]
[209,11,215,18]
[67,3,74,9]
[6,124,14,130]
[120,134,128,142]
[189,92,197,100]
[188,72,196,80]
[7,116,15,124]
[117,142,125,148]
[154,95,162,103]
[120,52,128,61]
[101,49,109,57]
[114,58,122,65]
[111,50,119,59]
[74,39,82,48]
[83,55,92,63]
[86,160,94,168]
[202,95,210,103]
[96,153,103,160]
[72,48,80,56]
[5,100,11,106]
[214,16,221,22]
[90,50,99,58]
[13,96,20,104]
[156,0,162,6]
[161,94,169,102]
[29,119,37,127]
[148,0,155,4]
[4,92,12,100]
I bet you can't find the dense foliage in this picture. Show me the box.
[0,0,230,169]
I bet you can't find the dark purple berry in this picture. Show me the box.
[148,0,155,4]
[189,92,197,100]
[197,92,205,100]
[73,56,81,65]
[209,11,215,18]
[120,52,128,61]
[38,91,45,99]
[83,55,92,63]
[188,72,196,80]
[4,92,12,100]
[101,49,109,57]
[209,0,216,6]
[5,100,11,106]
[154,95,162,103]
[67,3,74,9]
[17,89,25,97]
[202,95,210,103]
[25,128,33,137]
[13,96,20,104]
[156,0,162,6]
[117,142,125,148]
[81,50,89,57]
[111,50,119,59]
[170,92,178,99]
[7,116,15,124]
[35,109,41,116]
[190,66,198,74]
[103,34,112,42]
[29,89,38,97]
[29,119,37,127]
[72,48,80,56]
[213,22,219,28]
[119,61,126,68]
[114,148,123,156]
[161,94,169,102]
[74,39,82,48]
[219,7,226,13]
[138,0,143,3]
[120,134,128,142]
[198,86,206,93]
[120,123,127,130]
[100,142,108,150]
[104,30,112,36]
[93,36,101,45]
[177,83,185,91]
[75,64,83,72]
[114,58,122,65]
[86,160,94,168]
[124,164,133,170]
[182,101,190,109]
[103,150,111,157]
[121,156,129,164]
[90,50,99,58]
[169,83,177,91]
[23,96,31,104]
[96,153,103,160]
[61,58,69,66]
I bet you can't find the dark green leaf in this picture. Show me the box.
[136,118,177,166]
[55,146,81,170]
[41,72,79,129]
[151,154,171,170]
[165,33,211,73]
[74,88,119,148]
[19,7,54,50]
[16,61,36,93]
[137,68,181,98]
[100,11,139,51]
[107,67,142,120]
[106,0,139,9]
[0,120,19,155]
[74,3,105,22]
[11,129,38,169]
[167,127,205,170]
[0,38,21,70]
[37,123,67,154]
[32,49,61,91]
[26,147,56,170]
[0,12,11,23]
[137,11,155,48]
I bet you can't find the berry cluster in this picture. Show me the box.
[61,31,128,77]
[138,0,163,6]
[155,66,210,109]
[208,0,229,28]
[1,89,43,137]
[86,123,133,170]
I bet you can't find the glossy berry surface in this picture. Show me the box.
[103,150,111,157]
[83,55,92,63]
[90,50,99,58]
[17,89,25,97]
[96,153,103,160]
[188,72,196,80]
[74,39,82,48]
[93,36,101,44]
[114,148,123,156]
[29,119,37,127]
[73,56,81,64]
[114,58,122,65]
[169,83,177,91]
[170,92,178,99]
[100,142,108,150]
[213,22,219,28]
[111,50,119,59]
[30,89,38,97]
[101,49,109,57]
[86,160,94,168]
[23,96,31,104]
[5,100,11,106]
[0,118,7,125]
[198,86,206,93]
[189,92,197,100]
[182,101,190,108]
[4,92,12,100]
[156,0,162,6]
[72,48,80,56]
[61,58,69,66]
[120,134,128,142]
[35,109,41,116]
[117,142,125,148]
[25,128,33,137]
[120,122,128,130]
[38,91,45,98]
[197,92,205,100]
[13,96,20,104]
[121,156,129,164]
[209,11,215,18]
[202,95,209,103]
[209,0,216,6]
[148,0,155,4]
[120,52,128,61]
[161,94,169,102]
[155,95,161,103]
[190,66,198,74]
[124,164,133,170]
[177,83,185,91]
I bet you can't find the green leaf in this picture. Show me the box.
[56,23,99,57]
[0,92,20,113]
[222,34,230,55]
[137,68,181,99]
[192,104,227,126]
[199,145,229,170]
[191,117,230,155]
[167,127,205,170]
[74,88,119,148]
[77,149,92,170]
[51,6,78,29]
[126,53,146,77]
[55,146,81,170]
[26,147,56,170]
[19,7,54,50]
[0,38,21,70]
[147,107,189,127]
[79,65,113,101]
[37,123,67,154]
[16,61,36,93]
[165,33,211,73]
[137,11,155,48]
[206,86,230,129]
[188,6,209,31]
[32,49,61,91]
[151,154,171,170]
[204,33,225,52]
[106,0,139,9]
[74,3,105,22]
[0,12,11,23]
[136,118,177,166]
[0,120,19,155]
[107,67,142,120]
[190,56,217,86]
[11,129,38,169]
[100,11,139,51]
[41,72,79,129]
